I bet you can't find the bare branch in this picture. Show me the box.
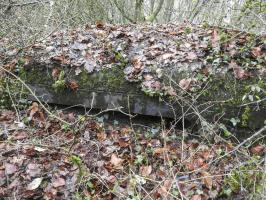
[146,0,164,22]
[111,0,135,23]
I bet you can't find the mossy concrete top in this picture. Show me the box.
[1,23,266,129]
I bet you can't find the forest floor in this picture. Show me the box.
[0,104,265,200]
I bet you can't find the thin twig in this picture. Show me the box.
[188,125,266,174]
[239,97,266,107]
[0,66,71,125]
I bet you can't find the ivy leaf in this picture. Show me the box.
[220,124,232,137]
[230,118,240,127]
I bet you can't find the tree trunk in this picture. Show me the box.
[134,0,144,22]
[163,0,174,22]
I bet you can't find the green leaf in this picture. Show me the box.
[230,118,240,127]
[220,124,232,137]
[248,95,253,102]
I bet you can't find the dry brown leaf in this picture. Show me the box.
[68,80,79,90]
[96,21,105,29]
[186,52,197,60]
[187,157,205,171]
[153,147,169,155]
[52,68,60,79]
[32,43,46,49]
[97,132,107,141]
[132,57,142,69]
[202,66,211,76]
[211,29,219,48]
[118,138,130,148]
[38,111,46,122]
[139,165,152,177]
[201,150,211,160]
[120,127,131,135]
[67,112,76,122]
[13,131,28,140]
[26,163,41,177]
[28,102,45,122]
[30,102,45,122]
[179,78,192,91]
[52,177,66,188]
[29,102,39,119]
[44,186,58,199]
[234,67,249,80]
[158,180,172,198]
[106,175,117,183]
[162,53,174,60]
[168,31,178,36]
[251,47,262,58]
[110,154,123,169]
[201,171,212,189]
[250,144,265,155]
[84,60,95,73]
[4,59,17,71]
[5,163,18,175]
[51,55,65,63]
[163,86,177,96]
[230,61,250,80]
[190,194,202,200]
[144,74,153,81]
[8,178,20,189]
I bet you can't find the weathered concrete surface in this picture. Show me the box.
[28,84,176,117]
[22,64,180,117]
[21,64,266,130]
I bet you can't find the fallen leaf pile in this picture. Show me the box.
[1,23,265,94]
[0,108,265,199]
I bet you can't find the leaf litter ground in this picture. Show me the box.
[0,105,265,200]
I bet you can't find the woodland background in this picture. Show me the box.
[1,0,266,48]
